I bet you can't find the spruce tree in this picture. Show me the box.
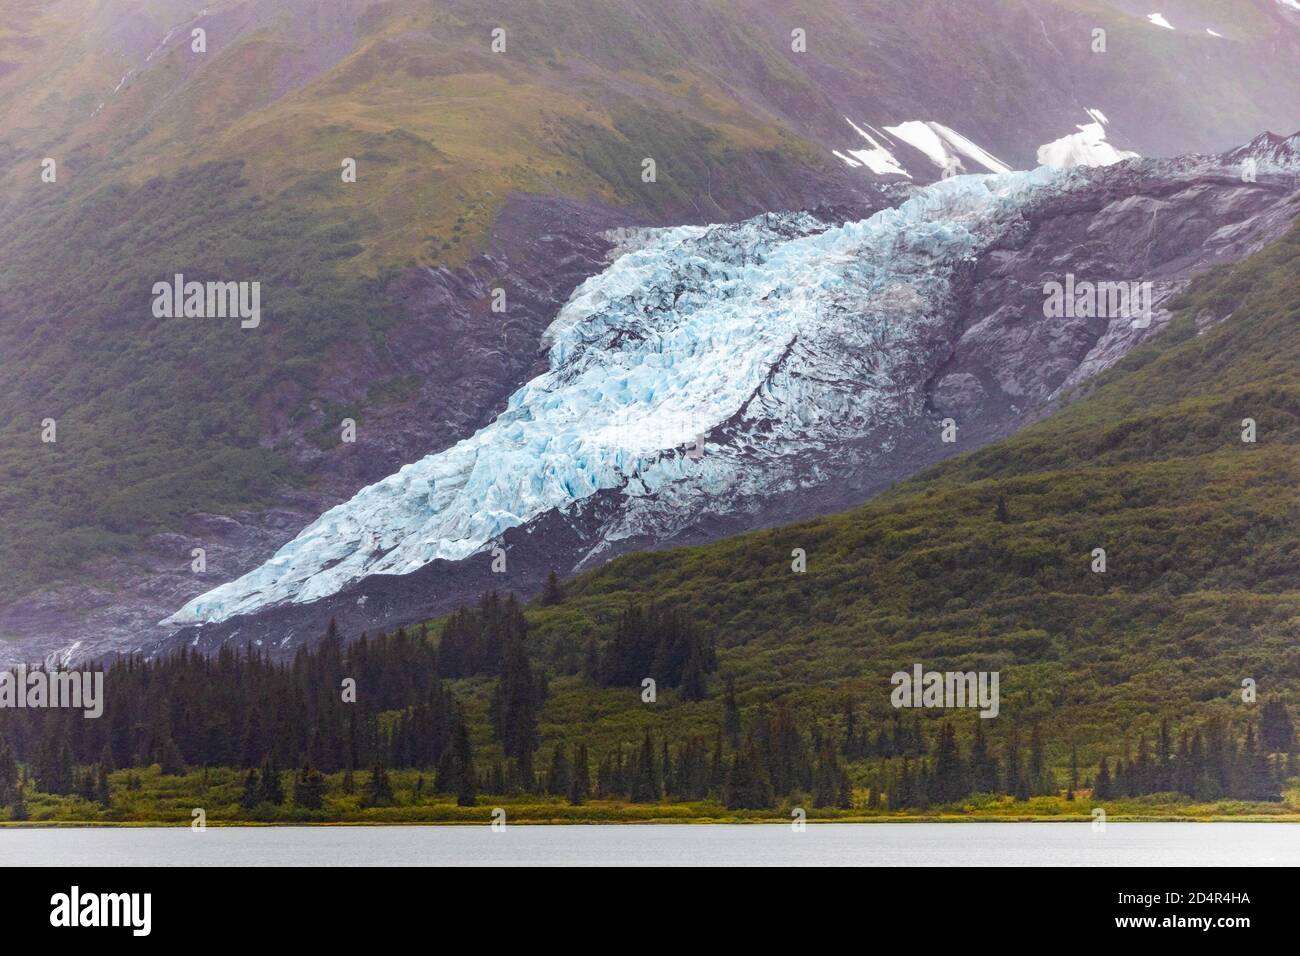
[1028,726,1052,796]
[1156,719,1173,792]
[76,766,96,802]
[1094,757,1112,800]
[361,762,395,807]
[1261,700,1295,753]
[541,570,564,606]
[294,765,327,810]
[0,736,17,805]
[679,637,710,701]
[156,735,185,776]
[490,631,540,784]
[569,743,591,806]
[724,738,774,810]
[547,744,571,797]
[931,722,967,804]
[447,713,477,807]
[239,768,261,810]
[1003,727,1024,799]
[259,754,285,805]
[630,733,660,803]
[968,721,999,794]
[813,737,851,809]
[722,678,742,748]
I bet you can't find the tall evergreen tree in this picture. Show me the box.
[1261,700,1295,753]
[722,678,742,748]
[259,754,285,805]
[1094,757,1112,800]
[293,765,326,810]
[931,722,967,804]
[724,738,774,810]
[547,744,572,798]
[1156,719,1173,792]
[969,721,1000,794]
[541,570,564,606]
[361,762,395,807]
[490,627,541,784]
[239,768,261,810]
[434,709,477,807]
[813,737,851,809]
[630,732,661,803]
[0,736,17,805]
[1029,726,1053,796]
[569,743,590,806]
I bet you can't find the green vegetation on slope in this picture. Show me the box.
[510,219,1300,771]
[2,223,1297,824]
[0,161,397,599]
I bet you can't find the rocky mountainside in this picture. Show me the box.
[1,0,1297,663]
[154,136,1300,659]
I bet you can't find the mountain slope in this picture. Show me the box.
[1,0,1298,662]
[505,217,1300,762]
[153,137,1300,658]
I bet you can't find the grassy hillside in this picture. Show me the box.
[0,161,392,598]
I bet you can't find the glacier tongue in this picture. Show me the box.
[164,167,1074,627]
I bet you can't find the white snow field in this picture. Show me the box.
[882,120,1012,174]
[833,118,1011,177]
[1036,110,1140,169]
[838,118,912,177]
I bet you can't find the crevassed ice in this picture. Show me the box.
[164,166,1072,626]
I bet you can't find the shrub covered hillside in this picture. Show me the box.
[517,217,1300,777]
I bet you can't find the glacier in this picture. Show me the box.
[164,166,1079,627]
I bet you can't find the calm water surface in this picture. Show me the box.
[1,822,1298,866]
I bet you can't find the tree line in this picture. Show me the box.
[0,592,1294,817]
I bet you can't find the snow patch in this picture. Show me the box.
[883,120,1012,175]
[1037,109,1139,169]
[840,118,911,177]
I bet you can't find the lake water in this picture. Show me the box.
[2,822,1298,866]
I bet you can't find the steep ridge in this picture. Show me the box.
[154,137,1300,658]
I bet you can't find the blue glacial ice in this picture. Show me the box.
[164,166,1074,626]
